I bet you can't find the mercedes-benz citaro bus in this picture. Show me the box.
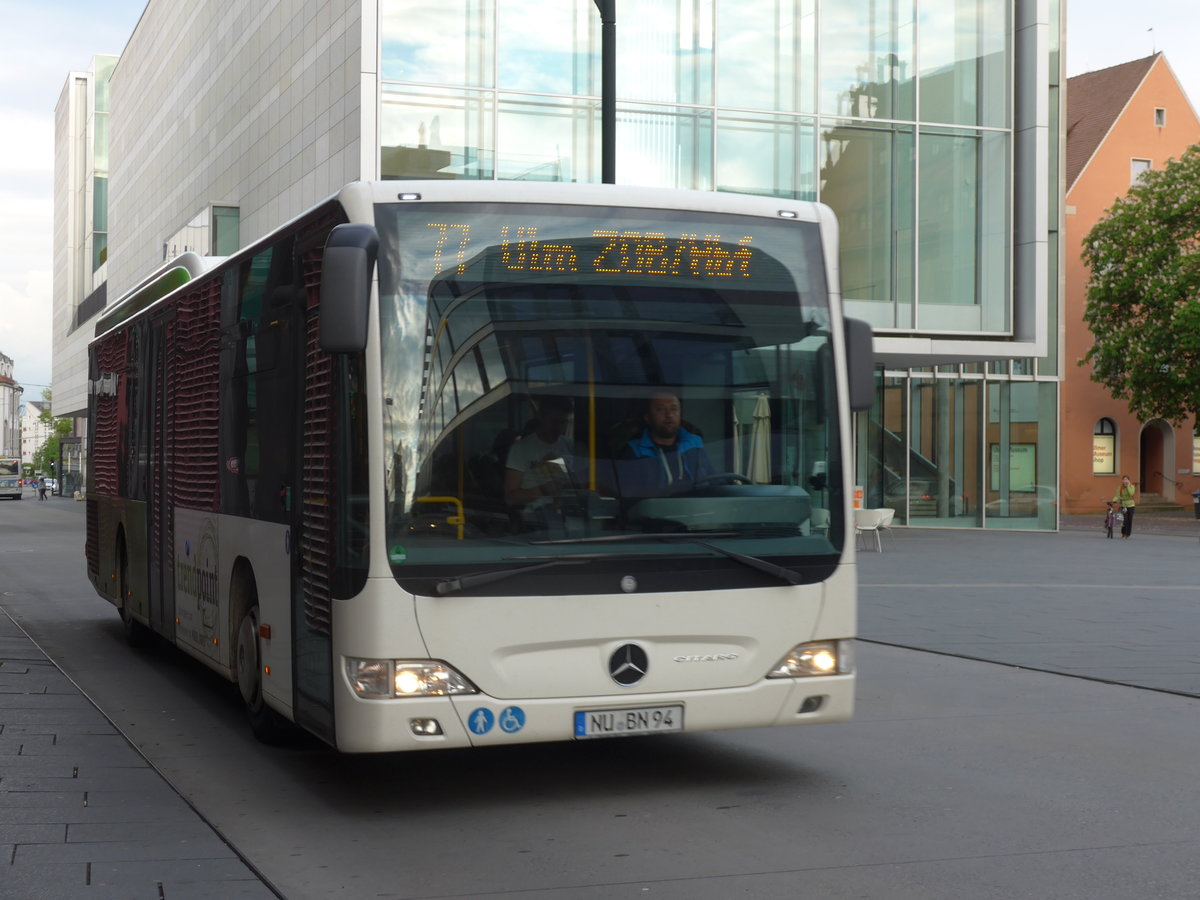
[86,181,874,752]
[0,459,23,499]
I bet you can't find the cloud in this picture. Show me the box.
[0,109,54,176]
[0,273,53,390]
[0,0,145,393]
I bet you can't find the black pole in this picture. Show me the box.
[594,0,616,184]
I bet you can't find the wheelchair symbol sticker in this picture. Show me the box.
[468,708,495,735]
[498,706,526,734]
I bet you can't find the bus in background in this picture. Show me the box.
[0,459,22,499]
[86,181,874,753]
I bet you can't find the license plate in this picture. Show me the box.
[574,705,683,739]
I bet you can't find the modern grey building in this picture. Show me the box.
[53,0,1064,529]
[53,55,119,423]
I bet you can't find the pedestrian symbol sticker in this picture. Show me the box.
[498,706,526,734]
[468,708,494,735]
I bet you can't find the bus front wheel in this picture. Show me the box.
[235,604,292,744]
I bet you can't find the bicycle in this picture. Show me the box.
[1103,501,1117,539]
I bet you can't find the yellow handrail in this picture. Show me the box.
[415,495,465,540]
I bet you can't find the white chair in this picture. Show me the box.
[877,507,896,546]
[853,508,888,552]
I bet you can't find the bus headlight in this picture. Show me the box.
[766,641,853,678]
[345,659,478,699]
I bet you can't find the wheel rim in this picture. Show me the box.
[236,609,261,706]
[119,547,131,622]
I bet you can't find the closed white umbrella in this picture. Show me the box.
[746,392,771,484]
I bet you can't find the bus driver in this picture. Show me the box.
[622,392,714,492]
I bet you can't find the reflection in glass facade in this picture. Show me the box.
[92,55,117,272]
[380,0,1014,321]
[862,375,1057,529]
[378,0,1061,529]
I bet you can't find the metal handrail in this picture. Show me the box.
[1153,471,1183,489]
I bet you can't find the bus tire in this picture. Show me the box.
[235,602,293,744]
[117,535,153,649]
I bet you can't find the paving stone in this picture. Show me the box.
[0,821,65,842]
[66,819,224,845]
[1,768,168,793]
[14,833,240,864]
[91,857,279,895]
[0,693,99,710]
[0,790,86,808]
[0,756,86,776]
[3,723,119,737]
[0,803,198,827]
[0,861,92,900]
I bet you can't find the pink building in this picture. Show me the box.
[1063,54,1200,514]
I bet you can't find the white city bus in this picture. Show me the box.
[86,181,874,752]
[0,459,23,499]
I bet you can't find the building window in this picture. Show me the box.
[1093,417,1116,474]
[378,0,1026,344]
[1155,107,1166,127]
[212,206,240,256]
[1131,158,1151,185]
[93,175,108,270]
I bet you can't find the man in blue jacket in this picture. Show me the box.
[622,392,714,493]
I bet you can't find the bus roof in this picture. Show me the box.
[334,181,836,230]
[93,252,218,339]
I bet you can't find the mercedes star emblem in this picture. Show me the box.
[608,643,649,686]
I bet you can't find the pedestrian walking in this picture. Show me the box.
[1113,474,1136,539]
[37,476,47,501]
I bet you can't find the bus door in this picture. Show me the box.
[294,254,338,742]
[148,313,175,635]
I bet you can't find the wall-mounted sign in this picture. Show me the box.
[1093,435,1115,475]
[990,443,1036,492]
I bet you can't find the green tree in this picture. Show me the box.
[32,389,72,475]
[1081,143,1200,424]
[37,387,54,425]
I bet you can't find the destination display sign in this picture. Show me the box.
[425,223,758,281]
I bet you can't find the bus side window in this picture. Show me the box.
[221,240,300,523]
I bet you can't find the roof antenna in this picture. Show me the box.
[1148,26,1156,55]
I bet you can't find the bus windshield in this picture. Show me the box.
[376,201,844,594]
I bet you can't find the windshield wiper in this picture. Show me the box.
[679,539,804,585]
[436,550,695,595]
[531,532,738,545]
[435,558,589,595]
[531,533,804,585]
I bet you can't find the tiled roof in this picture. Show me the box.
[1066,54,1159,191]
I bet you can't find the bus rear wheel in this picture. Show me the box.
[235,604,292,744]
[117,538,153,649]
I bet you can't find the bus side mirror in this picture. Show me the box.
[844,317,875,411]
[320,223,379,354]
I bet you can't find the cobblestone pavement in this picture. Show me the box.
[1060,508,1200,536]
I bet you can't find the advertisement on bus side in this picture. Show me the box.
[175,509,220,658]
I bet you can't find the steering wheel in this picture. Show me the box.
[690,472,753,489]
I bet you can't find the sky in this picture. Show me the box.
[2,0,1200,403]
[0,0,145,401]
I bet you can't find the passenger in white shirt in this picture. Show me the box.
[503,397,575,515]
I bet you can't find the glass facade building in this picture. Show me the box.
[79,0,1061,532]
[377,0,1063,530]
